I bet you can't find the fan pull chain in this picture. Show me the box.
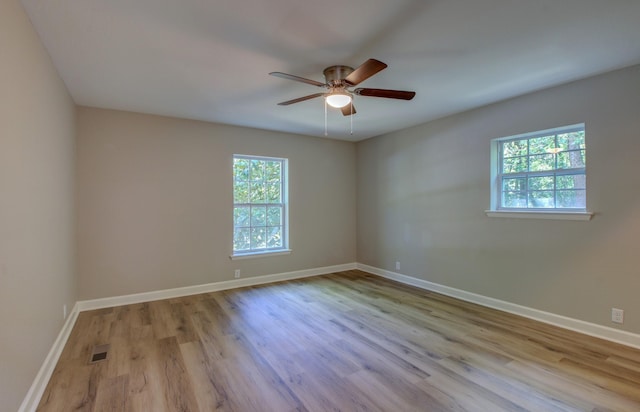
[324,98,328,136]
[350,103,353,135]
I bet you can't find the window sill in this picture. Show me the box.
[230,249,292,260]
[485,210,593,221]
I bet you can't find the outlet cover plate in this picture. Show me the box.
[612,308,624,324]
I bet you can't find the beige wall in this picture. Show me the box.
[357,64,640,334]
[76,107,357,300]
[0,0,76,410]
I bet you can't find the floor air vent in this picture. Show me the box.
[89,344,110,364]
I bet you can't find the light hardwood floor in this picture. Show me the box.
[38,270,640,411]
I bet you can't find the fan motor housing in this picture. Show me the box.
[323,65,354,86]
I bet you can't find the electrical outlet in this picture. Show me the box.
[234,269,241,279]
[611,308,624,324]
[395,261,400,271]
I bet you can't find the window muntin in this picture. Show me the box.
[496,125,586,210]
[233,155,287,255]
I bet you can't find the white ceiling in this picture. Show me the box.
[19,0,640,141]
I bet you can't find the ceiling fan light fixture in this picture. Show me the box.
[325,91,352,108]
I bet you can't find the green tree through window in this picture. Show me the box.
[496,125,586,210]
[233,155,287,254]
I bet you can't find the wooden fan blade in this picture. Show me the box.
[341,103,357,116]
[355,88,416,100]
[277,93,324,106]
[269,72,325,87]
[344,59,387,86]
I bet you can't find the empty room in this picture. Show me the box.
[3,0,640,411]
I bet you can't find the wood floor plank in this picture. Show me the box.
[154,336,200,412]
[347,369,452,412]
[125,337,168,412]
[179,340,231,411]
[505,359,640,411]
[289,350,385,412]
[38,270,640,411]
[93,374,129,412]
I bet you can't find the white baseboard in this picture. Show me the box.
[77,262,357,311]
[19,302,80,412]
[357,263,640,350]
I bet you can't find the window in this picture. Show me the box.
[491,124,586,212]
[233,155,288,256]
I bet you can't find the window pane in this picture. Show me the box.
[557,150,585,169]
[502,156,527,174]
[528,176,554,191]
[233,228,250,251]
[503,192,527,208]
[266,227,282,248]
[529,135,555,154]
[502,140,528,157]
[558,131,585,150]
[267,207,282,226]
[249,182,266,203]
[528,154,554,171]
[250,159,265,181]
[234,182,249,203]
[234,206,250,227]
[251,227,267,249]
[251,206,266,226]
[557,190,586,208]
[266,161,281,182]
[556,175,586,190]
[556,152,569,169]
[234,159,250,181]
[528,191,554,208]
[266,182,281,203]
[502,177,526,191]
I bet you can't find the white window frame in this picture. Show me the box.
[487,124,592,221]
[231,154,290,259]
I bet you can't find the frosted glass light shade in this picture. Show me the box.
[326,92,351,108]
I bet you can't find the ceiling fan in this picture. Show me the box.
[269,59,416,116]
